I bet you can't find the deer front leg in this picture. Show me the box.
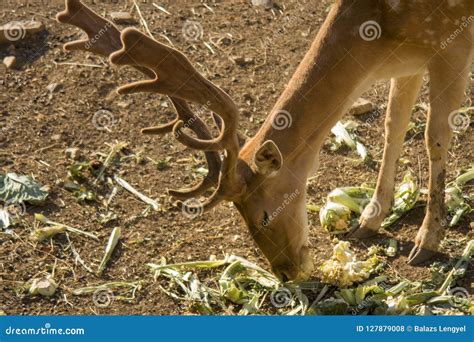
[351,74,424,238]
[408,55,471,265]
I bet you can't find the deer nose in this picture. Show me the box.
[273,260,314,281]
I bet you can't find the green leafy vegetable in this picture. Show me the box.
[0,172,48,205]
[148,255,317,315]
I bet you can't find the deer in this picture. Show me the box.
[57,0,473,281]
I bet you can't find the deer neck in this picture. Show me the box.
[245,3,379,177]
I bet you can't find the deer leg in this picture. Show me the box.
[350,74,424,238]
[408,55,471,265]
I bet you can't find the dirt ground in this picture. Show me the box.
[0,0,472,315]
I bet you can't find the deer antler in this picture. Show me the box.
[56,0,122,56]
[56,0,243,205]
[109,28,240,156]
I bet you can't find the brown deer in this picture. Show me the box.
[57,0,473,281]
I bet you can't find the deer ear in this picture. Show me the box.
[254,140,283,176]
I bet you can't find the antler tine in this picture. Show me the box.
[109,27,244,207]
[56,0,225,202]
[109,28,240,157]
[164,99,221,200]
[56,0,122,56]
[141,120,178,135]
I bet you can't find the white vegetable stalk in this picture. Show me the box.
[330,121,371,162]
[319,186,374,234]
[319,202,352,234]
[98,227,122,275]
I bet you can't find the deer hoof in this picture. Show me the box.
[407,246,437,266]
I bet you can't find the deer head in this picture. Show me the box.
[57,0,314,281]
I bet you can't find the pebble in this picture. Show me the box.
[233,56,254,67]
[3,56,16,69]
[47,82,64,93]
[251,0,273,9]
[0,20,44,44]
[51,134,62,141]
[349,98,374,116]
[65,147,80,160]
[110,12,137,25]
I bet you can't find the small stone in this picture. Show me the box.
[51,134,62,141]
[244,57,254,64]
[233,57,245,66]
[117,101,130,109]
[349,98,374,116]
[3,56,16,69]
[55,179,65,187]
[0,20,44,44]
[251,0,273,9]
[29,276,57,297]
[110,12,137,25]
[233,56,254,67]
[65,147,80,160]
[47,82,64,93]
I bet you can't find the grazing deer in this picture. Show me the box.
[57,0,473,281]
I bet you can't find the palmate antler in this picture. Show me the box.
[57,0,243,209]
